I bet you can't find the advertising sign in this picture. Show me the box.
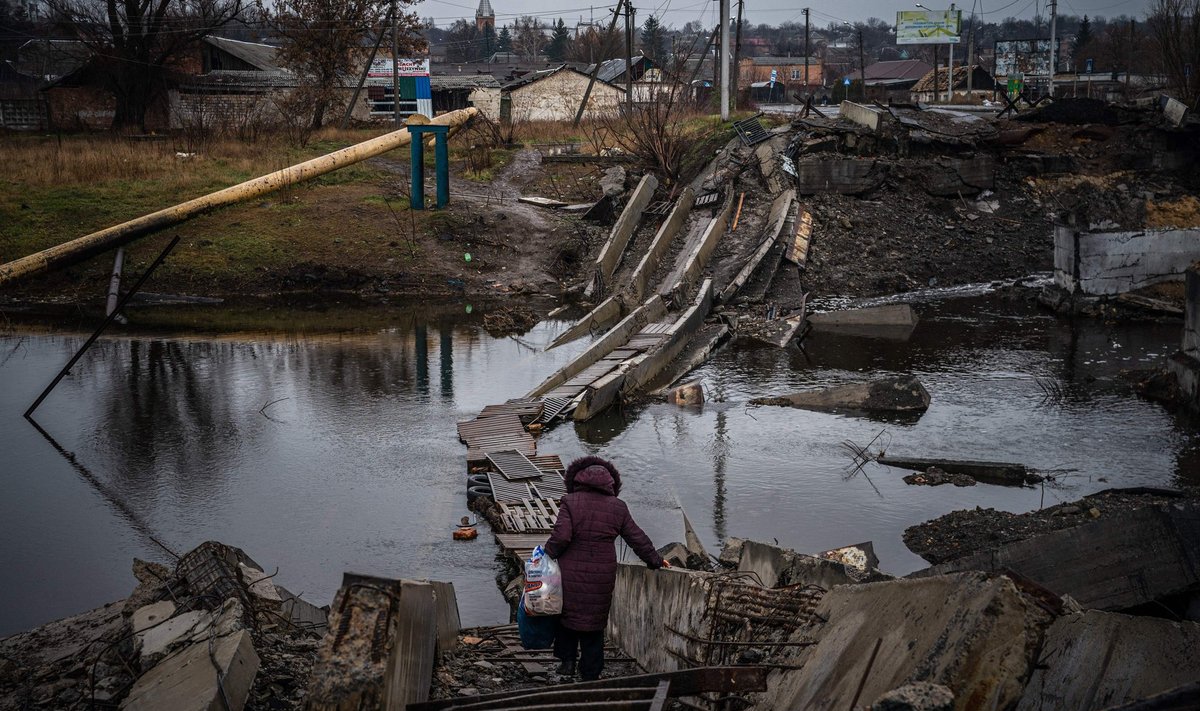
[994,39,1052,78]
[896,10,961,44]
[364,58,432,118]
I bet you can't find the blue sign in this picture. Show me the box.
[1085,58,1094,74]
[844,77,851,86]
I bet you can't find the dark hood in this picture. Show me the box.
[565,455,622,496]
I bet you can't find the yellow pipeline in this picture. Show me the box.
[0,107,479,286]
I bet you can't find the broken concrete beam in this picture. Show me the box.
[919,503,1200,612]
[747,312,806,348]
[818,541,881,573]
[1054,225,1200,296]
[736,539,891,589]
[121,629,259,711]
[528,295,667,398]
[623,280,715,396]
[547,294,626,349]
[794,158,889,195]
[841,101,882,132]
[668,379,704,406]
[660,194,734,307]
[876,456,1041,486]
[1097,681,1200,711]
[755,573,1052,711]
[649,323,729,394]
[807,304,918,340]
[428,581,461,658]
[629,188,695,301]
[750,375,930,414]
[594,173,658,283]
[607,565,714,672]
[305,574,437,711]
[572,364,628,421]
[1016,611,1200,711]
[755,134,792,194]
[719,190,795,304]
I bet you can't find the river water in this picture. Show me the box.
[1,285,1194,636]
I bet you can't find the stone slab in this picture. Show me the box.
[1016,611,1200,711]
[757,573,1051,711]
[122,629,259,711]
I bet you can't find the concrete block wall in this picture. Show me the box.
[1183,266,1200,354]
[607,564,718,673]
[1054,225,1200,295]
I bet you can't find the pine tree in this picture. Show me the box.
[640,15,666,63]
[548,18,572,61]
[497,24,512,52]
[1074,15,1092,55]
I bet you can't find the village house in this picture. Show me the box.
[500,65,621,122]
[738,56,823,102]
[910,64,998,103]
[842,59,932,102]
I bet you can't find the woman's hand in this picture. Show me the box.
[660,560,672,569]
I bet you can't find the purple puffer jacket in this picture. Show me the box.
[544,456,664,632]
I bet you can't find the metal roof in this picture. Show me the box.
[202,36,281,72]
[845,59,933,83]
[476,0,494,17]
[431,74,500,89]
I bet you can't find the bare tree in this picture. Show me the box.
[602,76,707,186]
[261,0,424,131]
[511,16,547,63]
[1148,0,1200,105]
[45,0,244,131]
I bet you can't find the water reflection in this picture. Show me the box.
[0,291,1193,639]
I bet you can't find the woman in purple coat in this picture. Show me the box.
[544,456,667,680]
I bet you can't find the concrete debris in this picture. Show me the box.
[516,196,569,208]
[807,303,918,339]
[0,541,326,711]
[877,456,1042,486]
[871,682,955,711]
[818,541,880,572]
[755,572,1053,711]
[903,466,977,487]
[1016,611,1200,711]
[121,629,259,711]
[735,539,892,589]
[598,166,627,198]
[750,375,931,414]
[667,379,704,406]
[918,501,1200,613]
[903,488,1194,565]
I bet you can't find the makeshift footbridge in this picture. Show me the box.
[459,141,811,563]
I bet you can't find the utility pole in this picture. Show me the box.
[624,1,634,110]
[966,9,975,95]
[947,3,955,103]
[803,8,810,98]
[732,0,743,110]
[857,28,865,101]
[573,0,624,125]
[1047,0,1057,98]
[391,0,401,125]
[719,0,730,119]
[342,7,394,129]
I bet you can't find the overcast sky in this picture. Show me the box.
[419,0,1158,30]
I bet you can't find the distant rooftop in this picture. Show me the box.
[476,0,494,18]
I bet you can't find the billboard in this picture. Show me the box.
[994,39,1052,78]
[896,10,962,44]
[365,58,432,118]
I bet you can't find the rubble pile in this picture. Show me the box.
[903,487,1197,564]
[0,541,326,711]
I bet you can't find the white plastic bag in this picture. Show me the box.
[523,545,562,616]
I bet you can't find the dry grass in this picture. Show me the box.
[1,126,397,189]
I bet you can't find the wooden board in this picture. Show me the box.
[786,209,813,266]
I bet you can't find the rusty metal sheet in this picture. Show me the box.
[528,454,564,472]
[785,209,813,266]
[457,413,524,442]
[535,398,573,424]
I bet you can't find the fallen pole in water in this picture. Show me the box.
[0,107,479,286]
[24,235,181,418]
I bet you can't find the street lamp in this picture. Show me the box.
[916,2,956,103]
[843,21,865,101]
